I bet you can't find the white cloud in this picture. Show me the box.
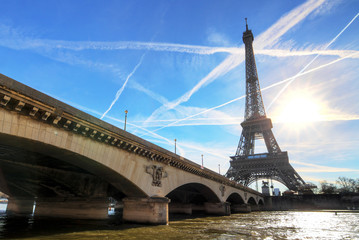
[311,0,343,18]
[254,0,326,49]
[293,160,359,173]
[207,29,232,46]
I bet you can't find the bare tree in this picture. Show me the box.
[336,177,357,193]
[319,181,337,194]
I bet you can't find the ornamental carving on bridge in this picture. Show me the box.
[219,185,226,197]
[146,165,168,187]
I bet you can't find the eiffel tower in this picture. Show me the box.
[226,19,305,191]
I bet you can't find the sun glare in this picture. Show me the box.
[276,93,323,126]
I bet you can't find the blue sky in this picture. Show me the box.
[0,0,358,190]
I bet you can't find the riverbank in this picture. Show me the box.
[299,209,359,213]
[267,193,359,211]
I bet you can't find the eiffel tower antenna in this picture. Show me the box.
[226,20,305,191]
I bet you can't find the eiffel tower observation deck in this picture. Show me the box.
[226,19,306,191]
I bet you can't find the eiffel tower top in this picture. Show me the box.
[242,18,266,121]
[243,18,253,41]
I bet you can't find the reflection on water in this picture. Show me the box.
[0,205,358,239]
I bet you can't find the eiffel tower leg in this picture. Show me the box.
[236,130,256,156]
[262,130,281,154]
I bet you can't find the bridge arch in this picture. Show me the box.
[247,177,287,188]
[225,192,251,213]
[0,132,148,200]
[162,174,225,201]
[165,182,219,204]
[247,197,257,205]
[247,196,262,212]
[226,192,245,205]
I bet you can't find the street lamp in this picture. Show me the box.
[174,139,177,154]
[218,164,221,174]
[124,110,128,131]
[201,154,204,169]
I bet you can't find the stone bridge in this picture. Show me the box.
[0,73,263,224]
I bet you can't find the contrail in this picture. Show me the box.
[145,52,358,133]
[261,52,358,91]
[255,49,359,58]
[3,32,358,59]
[143,54,243,125]
[0,35,238,55]
[134,112,359,128]
[254,0,325,48]
[104,114,186,156]
[267,12,359,110]
[100,53,146,119]
[106,115,226,159]
[143,0,326,126]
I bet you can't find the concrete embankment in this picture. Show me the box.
[264,194,359,211]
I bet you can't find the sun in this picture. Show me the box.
[275,92,323,127]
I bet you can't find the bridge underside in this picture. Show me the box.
[167,183,219,204]
[0,133,147,198]
[166,184,262,215]
[0,141,129,219]
[0,133,149,219]
[0,144,118,199]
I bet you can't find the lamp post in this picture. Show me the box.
[124,110,128,131]
[218,164,221,174]
[174,139,177,154]
[201,154,204,169]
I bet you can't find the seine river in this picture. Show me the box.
[0,203,358,239]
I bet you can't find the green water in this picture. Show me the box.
[0,211,358,239]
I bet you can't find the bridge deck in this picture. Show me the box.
[0,73,261,196]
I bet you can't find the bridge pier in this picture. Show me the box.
[34,198,109,219]
[231,203,251,213]
[263,196,273,210]
[250,204,260,211]
[169,203,192,215]
[6,198,34,216]
[204,202,231,216]
[123,197,170,225]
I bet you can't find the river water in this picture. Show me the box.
[0,203,358,239]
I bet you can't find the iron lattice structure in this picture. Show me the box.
[226,20,305,191]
